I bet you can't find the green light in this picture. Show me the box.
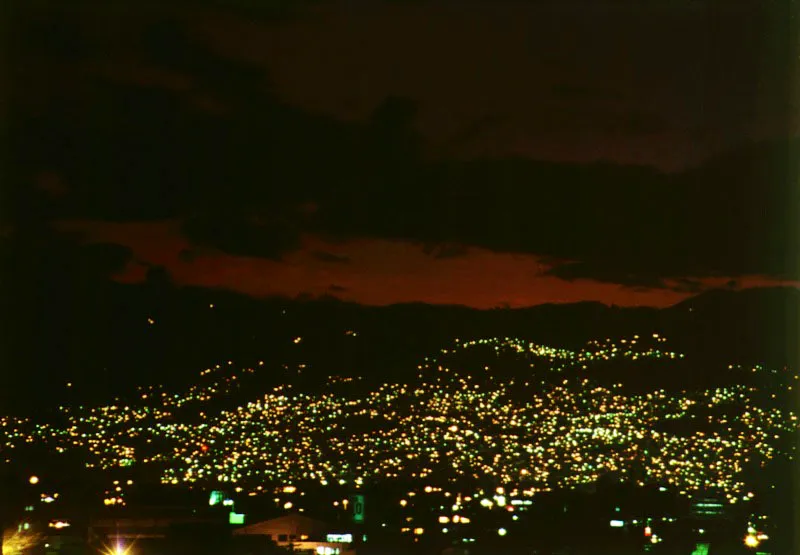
[691,543,710,555]
[229,512,245,525]
[209,491,224,506]
[352,494,365,523]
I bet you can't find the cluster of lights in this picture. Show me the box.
[1,335,797,521]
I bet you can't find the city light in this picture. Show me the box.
[105,542,131,555]
[0,333,796,552]
[744,534,760,548]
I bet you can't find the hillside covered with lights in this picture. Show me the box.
[2,334,797,514]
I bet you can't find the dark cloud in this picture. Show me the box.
[312,251,351,264]
[179,249,198,263]
[0,227,133,297]
[5,2,799,293]
[76,243,134,276]
[182,216,301,260]
[548,263,668,289]
[422,243,470,260]
[669,278,706,295]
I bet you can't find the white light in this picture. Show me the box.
[610,520,625,528]
[326,534,352,543]
[498,528,507,536]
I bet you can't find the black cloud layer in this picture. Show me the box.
[5,4,799,288]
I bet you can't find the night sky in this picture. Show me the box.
[3,0,799,309]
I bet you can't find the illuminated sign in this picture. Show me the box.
[229,512,245,525]
[351,495,365,523]
[326,534,353,543]
[610,520,625,528]
[692,499,724,517]
[691,543,710,555]
[209,491,225,506]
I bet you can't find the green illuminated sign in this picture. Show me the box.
[229,512,245,525]
[352,494,365,523]
[691,543,710,555]
[209,490,225,506]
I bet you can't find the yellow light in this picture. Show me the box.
[105,542,131,555]
[744,534,760,548]
[29,476,39,485]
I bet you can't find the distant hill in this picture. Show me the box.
[1,280,798,413]
[662,286,800,367]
